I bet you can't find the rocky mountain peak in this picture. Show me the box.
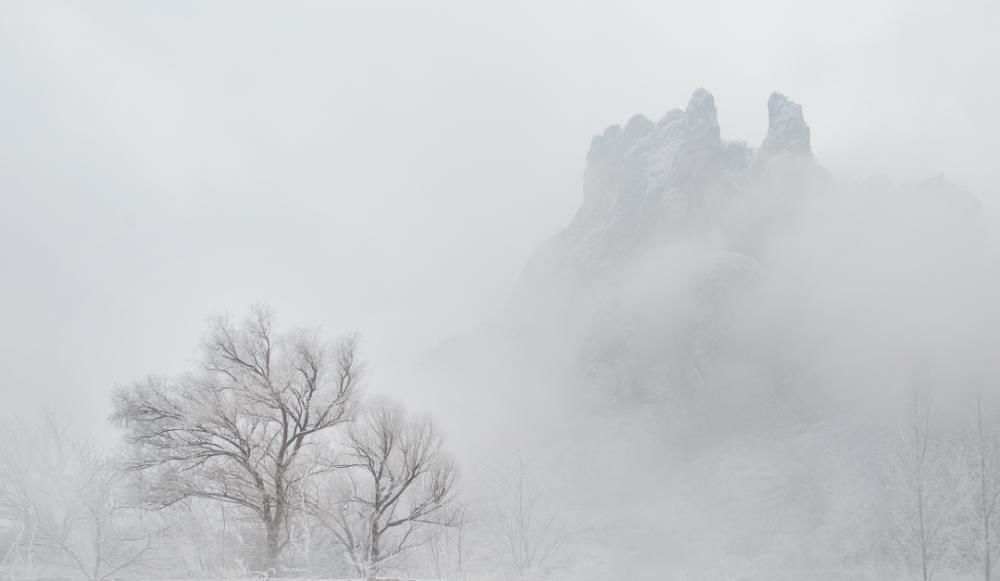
[759,92,811,156]
[686,87,719,128]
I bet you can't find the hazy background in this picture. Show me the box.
[2,0,999,442]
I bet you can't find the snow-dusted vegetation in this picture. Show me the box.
[3,86,1000,581]
[3,2,1000,580]
[419,89,1000,581]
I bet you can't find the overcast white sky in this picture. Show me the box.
[1,0,999,436]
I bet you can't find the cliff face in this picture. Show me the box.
[497,90,834,407]
[431,88,985,419]
[422,90,994,581]
[519,89,815,285]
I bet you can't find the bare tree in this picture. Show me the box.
[425,503,467,581]
[111,305,361,573]
[311,398,459,577]
[963,393,1000,581]
[0,417,154,581]
[485,454,563,580]
[890,389,951,581]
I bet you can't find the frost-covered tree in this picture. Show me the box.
[311,398,458,576]
[111,306,361,573]
[889,389,954,581]
[0,417,154,581]
[424,503,467,581]
[485,455,563,580]
[963,394,1000,581]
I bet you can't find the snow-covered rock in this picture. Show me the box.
[421,88,994,581]
[759,92,811,157]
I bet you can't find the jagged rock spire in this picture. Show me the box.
[760,92,811,156]
[686,88,718,123]
[684,88,722,146]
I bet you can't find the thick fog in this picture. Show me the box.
[3,2,1000,581]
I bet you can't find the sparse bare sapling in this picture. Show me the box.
[111,306,361,573]
[0,417,154,581]
[425,503,467,581]
[964,393,1000,581]
[890,389,950,581]
[486,455,563,579]
[311,398,459,576]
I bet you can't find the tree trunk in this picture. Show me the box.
[369,523,380,577]
[263,518,281,575]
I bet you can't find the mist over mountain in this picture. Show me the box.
[6,3,1000,579]
[424,89,999,580]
